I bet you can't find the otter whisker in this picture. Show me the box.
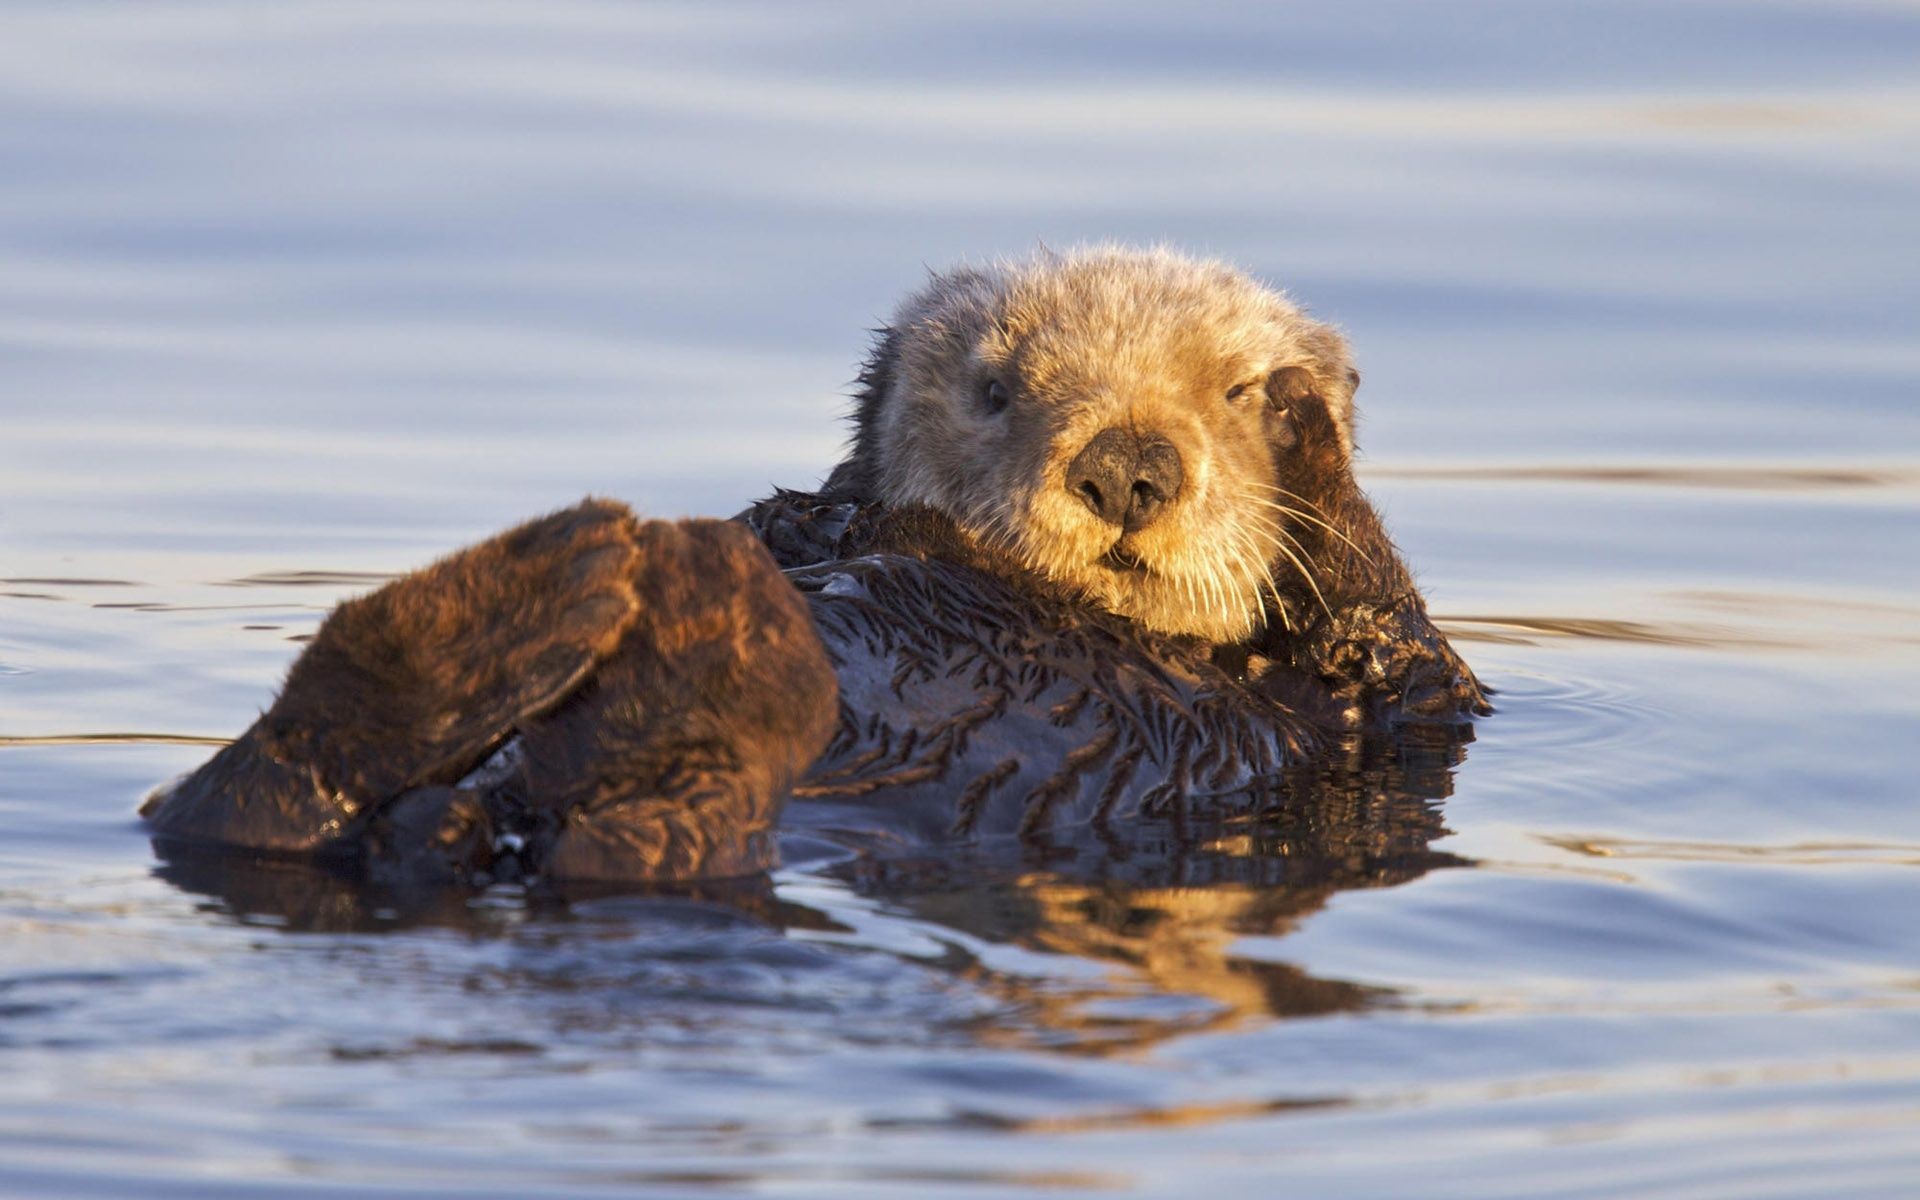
[1182,552,1213,625]
[1268,527,1333,623]
[1249,500,1370,565]
[984,504,1023,555]
[1251,499,1350,592]
[1213,558,1235,631]
[1236,526,1286,634]
[1234,523,1284,621]
[1221,519,1261,622]
[1245,484,1374,564]
[1271,520,1328,580]
[1259,569,1291,633]
[1186,530,1231,634]
[1214,520,1273,637]
[1245,480,1339,521]
[1225,510,1289,634]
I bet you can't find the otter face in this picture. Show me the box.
[851,246,1360,645]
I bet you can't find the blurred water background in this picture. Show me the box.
[2,2,1918,1196]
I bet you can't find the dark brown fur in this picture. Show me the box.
[143,500,643,853]
[819,257,1487,730]
[145,251,1484,887]
[145,507,836,882]
[1249,385,1488,726]
[514,520,838,880]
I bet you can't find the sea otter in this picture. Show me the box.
[143,246,1487,886]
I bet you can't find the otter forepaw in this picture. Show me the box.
[361,786,496,885]
[541,778,784,883]
[1307,597,1491,728]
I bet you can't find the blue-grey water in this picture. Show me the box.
[3,3,1918,1196]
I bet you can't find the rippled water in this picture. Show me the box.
[4,3,1919,1196]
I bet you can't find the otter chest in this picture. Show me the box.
[783,554,1320,848]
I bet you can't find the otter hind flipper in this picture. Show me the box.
[513,520,840,882]
[145,498,644,855]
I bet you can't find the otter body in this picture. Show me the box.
[144,247,1486,885]
[781,509,1321,849]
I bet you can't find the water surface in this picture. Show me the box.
[3,3,1918,1196]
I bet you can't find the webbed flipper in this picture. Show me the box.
[510,520,840,881]
[143,498,644,854]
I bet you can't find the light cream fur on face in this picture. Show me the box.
[870,246,1358,643]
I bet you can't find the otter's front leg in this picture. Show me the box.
[1274,524,1490,727]
[508,520,839,882]
[1260,402,1489,726]
[143,499,644,854]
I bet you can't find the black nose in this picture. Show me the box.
[1065,428,1184,532]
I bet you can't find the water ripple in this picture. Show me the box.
[1449,668,1658,754]
[1370,463,1920,492]
[1543,835,1920,868]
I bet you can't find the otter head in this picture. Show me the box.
[839,246,1360,645]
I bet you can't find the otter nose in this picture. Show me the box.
[1065,428,1184,532]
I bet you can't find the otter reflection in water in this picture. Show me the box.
[144,246,1487,896]
[156,723,1473,1050]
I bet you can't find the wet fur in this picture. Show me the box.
[143,500,645,854]
[145,246,1484,885]
[147,510,837,882]
[829,246,1364,644]
[826,246,1485,723]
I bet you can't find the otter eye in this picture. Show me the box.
[982,378,1010,414]
[1226,379,1266,405]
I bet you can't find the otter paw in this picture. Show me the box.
[361,786,496,885]
[542,784,783,883]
